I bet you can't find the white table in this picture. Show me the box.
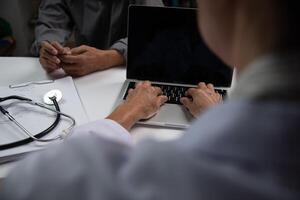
[0,57,183,179]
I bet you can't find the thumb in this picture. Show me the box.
[63,47,72,55]
[51,41,65,54]
[157,95,168,107]
[180,97,192,110]
[71,45,88,55]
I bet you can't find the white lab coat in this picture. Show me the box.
[72,119,133,146]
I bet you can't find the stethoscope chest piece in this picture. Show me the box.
[43,90,63,105]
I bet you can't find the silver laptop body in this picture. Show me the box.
[114,6,233,129]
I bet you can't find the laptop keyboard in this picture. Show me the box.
[123,82,227,105]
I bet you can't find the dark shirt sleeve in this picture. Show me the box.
[30,0,74,56]
[134,0,164,6]
[110,38,128,63]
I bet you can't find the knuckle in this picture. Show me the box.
[151,101,158,109]
[189,88,197,94]
[141,84,149,89]
[46,60,53,67]
[198,89,205,94]
[40,45,45,51]
[155,87,162,92]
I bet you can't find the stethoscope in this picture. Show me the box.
[0,90,76,150]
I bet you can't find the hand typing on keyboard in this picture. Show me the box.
[123,81,224,119]
[108,81,168,130]
[180,82,222,117]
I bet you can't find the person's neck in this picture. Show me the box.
[231,2,282,76]
[233,45,273,76]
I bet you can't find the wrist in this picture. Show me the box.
[104,50,125,67]
[106,103,142,131]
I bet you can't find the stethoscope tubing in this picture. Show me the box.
[0,97,75,150]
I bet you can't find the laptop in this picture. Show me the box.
[115,6,233,129]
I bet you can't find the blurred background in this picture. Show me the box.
[0,0,196,57]
[0,0,40,56]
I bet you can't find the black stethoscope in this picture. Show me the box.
[0,90,76,150]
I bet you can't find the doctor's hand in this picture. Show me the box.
[107,81,168,131]
[39,41,71,73]
[60,45,125,77]
[180,82,222,117]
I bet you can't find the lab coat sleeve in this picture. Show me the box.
[30,0,74,56]
[0,122,204,200]
[1,119,137,200]
[71,119,133,146]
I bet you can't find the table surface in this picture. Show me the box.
[0,57,183,179]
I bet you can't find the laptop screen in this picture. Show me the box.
[127,6,233,87]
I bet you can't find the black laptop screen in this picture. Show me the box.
[127,6,233,87]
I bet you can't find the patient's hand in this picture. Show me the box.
[39,41,71,73]
[60,45,125,77]
[180,82,222,117]
[107,81,168,131]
